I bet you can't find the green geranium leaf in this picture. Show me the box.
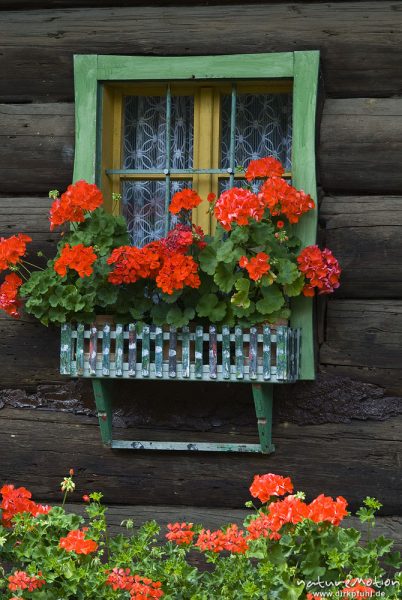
[250,221,274,245]
[196,293,219,317]
[284,274,305,297]
[256,284,285,315]
[213,262,241,293]
[216,239,235,263]
[198,245,218,275]
[231,278,250,309]
[230,226,249,245]
[166,306,195,327]
[276,258,300,285]
[150,303,170,325]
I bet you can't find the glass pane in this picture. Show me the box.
[221,93,292,171]
[122,180,192,247]
[123,95,194,170]
[218,178,260,195]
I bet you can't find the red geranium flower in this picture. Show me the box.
[59,528,98,555]
[107,244,162,285]
[308,494,348,526]
[54,244,97,278]
[214,187,265,231]
[160,224,194,254]
[156,253,200,295]
[239,252,270,281]
[0,234,32,271]
[106,569,163,599]
[0,273,23,318]
[195,529,227,553]
[245,156,285,181]
[259,177,315,224]
[49,180,103,230]
[0,484,50,528]
[297,245,341,296]
[166,522,194,545]
[8,571,46,593]
[247,495,309,541]
[249,473,293,503]
[169,189,202,214]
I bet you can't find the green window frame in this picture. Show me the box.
[73,51,320,380]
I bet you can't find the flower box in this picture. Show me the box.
[60,321,300,383]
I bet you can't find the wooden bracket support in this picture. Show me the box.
[92,379,275,453]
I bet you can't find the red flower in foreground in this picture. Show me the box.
[0,484,50,528]
[195,525,249,554]
[169,189,202,214]
[249,473,293,504]
[245,156,285,181]
[341,579,375,598]
[259,177,315,224]
[297,245,341,296]
[247,495,310,541]
[308,494,348,526]
[239,252,270,281]
[59,528,98,555]
[107,244,162,285]
[54,244,97,278]
[8,571,45,593]
[106,569,164,599]
[214,187,265,231]
[166,522,194,545]
[0,273,23,318]
[50,180,103,230]
[195,529,228,553]
[0,234,32,271]
[160,224,194,254]
[156,253,200,295]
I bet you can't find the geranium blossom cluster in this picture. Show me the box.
[54,243,98,278]
[0,484,50,528]
[166,522,195,545]
[239,252,271,281]
[297,245,341,296]
[195,524,249,554]
[107,224,202,295]
[0,273,23,317]
[246,473,348,541]
[214,187,266,231]
[168,189,203,214]
[0,233,32,271]
[259,176,315,224]
[49,180,103,230]
[59,528,98,555]
[106,569,164,599]
[8,570,46,593]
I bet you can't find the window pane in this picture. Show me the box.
[122,180,192,247]
[220,93,292,171]
[123,95,194,170]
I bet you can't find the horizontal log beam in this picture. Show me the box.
[320,196,402,297]
[321,299,402,393]
[2,98,402,194]
[0,3,401,101]
[1,408,401,513]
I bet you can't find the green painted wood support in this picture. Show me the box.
[252,383,275,454]
[92,379,113,446]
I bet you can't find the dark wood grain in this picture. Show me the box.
[3,98,402,194]
[320,196,402,297]
[320,300,402,393]
[0,3,401,101]
[1,408,401,512]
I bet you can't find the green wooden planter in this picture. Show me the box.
[60,321,300,454]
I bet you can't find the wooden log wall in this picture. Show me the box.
[1,2,402,509]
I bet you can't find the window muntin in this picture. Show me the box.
[102,80,292,244]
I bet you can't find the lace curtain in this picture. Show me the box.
[122,92,292,246]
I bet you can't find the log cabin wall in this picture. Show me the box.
[1,1,402,511]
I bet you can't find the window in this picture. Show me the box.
[73,52,319,379]
[100,80,292,245]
